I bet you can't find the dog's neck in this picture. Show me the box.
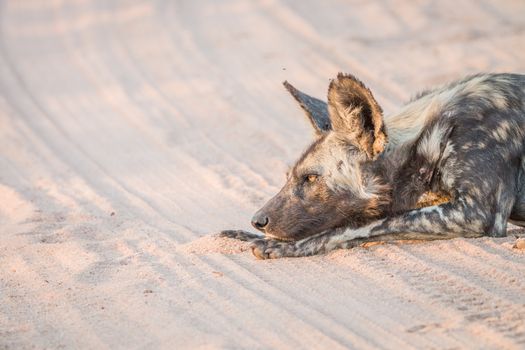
[372,139,433,216]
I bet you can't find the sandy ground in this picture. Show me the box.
[1,1,525,349]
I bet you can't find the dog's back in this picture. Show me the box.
[385,73,525,149]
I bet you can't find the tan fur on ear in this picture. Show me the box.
[327,73,387,158]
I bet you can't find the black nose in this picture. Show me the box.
[251,213,269,231]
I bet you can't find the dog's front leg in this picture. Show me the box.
[249,230,361,259]
[219,230,263,242]
[251,198,491,259]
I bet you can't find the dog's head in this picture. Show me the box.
[252,73,391,241]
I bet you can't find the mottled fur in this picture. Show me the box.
[221,73,525,259]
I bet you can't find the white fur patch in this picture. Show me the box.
[493,212,505,233]
[417,125,449,163]
[324,136,377,198]
[329,220,382,248]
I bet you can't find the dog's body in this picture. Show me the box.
[222,73,525,259]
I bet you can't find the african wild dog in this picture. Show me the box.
[221,73,525,259]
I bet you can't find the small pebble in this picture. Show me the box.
[513,238,525,250]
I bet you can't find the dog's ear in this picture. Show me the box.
[327,73,387,159]
[283,81,331,135]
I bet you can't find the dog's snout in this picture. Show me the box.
[251,212,269,231]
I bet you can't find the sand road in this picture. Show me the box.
[1,1,525,349]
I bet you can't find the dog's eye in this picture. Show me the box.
[305,174,318,183]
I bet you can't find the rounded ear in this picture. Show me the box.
[283,81,331,136]
[327,73,387,158]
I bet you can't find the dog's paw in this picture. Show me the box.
[250,239,296,259]
[219,230,262,242]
